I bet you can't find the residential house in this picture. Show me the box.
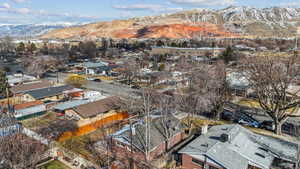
[6,74,37,86]
[64,96,121,126]
[227,71,252,97]
[63,88,84,98]
[178,124,298,169]
[22,85,73,102]
[14,100,44,110]
[53,99,90,115]
[10,80,53,95]
[111,115,187,162]
[14,104,47,120]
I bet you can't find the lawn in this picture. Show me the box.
[21,111,57,129]
[60,125,118,160]
[39,160,70,169]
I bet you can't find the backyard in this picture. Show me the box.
[39,160,70,169]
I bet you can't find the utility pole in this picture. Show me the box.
[129,119,134,169]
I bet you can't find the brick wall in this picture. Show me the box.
[112,131,186,162]
[181,154,223,169]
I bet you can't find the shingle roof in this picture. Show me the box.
[14,100,44,110]
[26,85,73,100]
[73,97,120,118]
[53,99,90,111]
[178,124,298,169]
[10,80,52,94]
[114,115,186,152]
[15,104,46,118]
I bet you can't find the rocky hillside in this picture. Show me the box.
[42,6,300,39]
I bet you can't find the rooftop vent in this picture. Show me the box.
[255,153,265,158]
[201,143,209,147]
[220,133,230,142]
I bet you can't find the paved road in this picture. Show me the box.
[46,73,139,98]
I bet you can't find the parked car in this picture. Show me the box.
[131,85,141,89]
[94,78,102,82]
[221,110,260,128]
[238,119,260,128]
[260,120,298,135]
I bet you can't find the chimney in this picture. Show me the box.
[131,126,136,136]
[201,125,208,135]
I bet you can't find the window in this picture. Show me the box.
[192,158,204,167]
[116,141,124,148]
[209,166,219,169]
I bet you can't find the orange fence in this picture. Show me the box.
[58,112,129,142]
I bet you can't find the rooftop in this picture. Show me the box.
[10,80,53,94]
[53,99,90,111]
[113,114,186,152]
[179,124,298,169]
[26,85,73,100]
[14,100,44,110]
[72,96,120,118]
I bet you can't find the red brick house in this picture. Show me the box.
[178,124,298,169]
[111,115,187,162]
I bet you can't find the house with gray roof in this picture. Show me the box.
[15,104,47,120]
[178,124,298,169]
[23,85,73,102]
[112,115,187,162]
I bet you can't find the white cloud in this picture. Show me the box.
[113,4,163,11]
[3,3,11,9]
[12,0,26,3]
[169,0,235,6]
[162,7,184,12]
[113,4,185,13]
[16,8,30,14]
[278,2,300,7]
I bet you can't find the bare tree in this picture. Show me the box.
[157,94,177,152]
[0,36,14,53]
[120,59,140,85]
[0,134,47,169]
[177,61,230,133]
[22,55,60,78]
[240,55,300,135]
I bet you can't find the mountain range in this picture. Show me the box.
[9,6,300,39]
[0,22,83,38]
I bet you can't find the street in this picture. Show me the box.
[46,72,139,97]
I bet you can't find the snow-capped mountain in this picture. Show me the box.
[42,6,300,39]
[0,22,84,37]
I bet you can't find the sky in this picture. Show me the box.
[0,0,300,24]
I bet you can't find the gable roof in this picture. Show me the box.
[14,100,44,110]
[72,97,120,118]
[178,124,298,169]
[113,115,186,152]
[26,85,73,100]
[10,80,52,94]
[53,99,90,111]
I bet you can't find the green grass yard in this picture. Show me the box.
[39,160,70,169]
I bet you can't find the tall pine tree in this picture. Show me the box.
[0,70,8,98]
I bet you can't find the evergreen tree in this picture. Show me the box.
[16,42,25,53]
[0,70,8,98]
[220,46,236,64]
